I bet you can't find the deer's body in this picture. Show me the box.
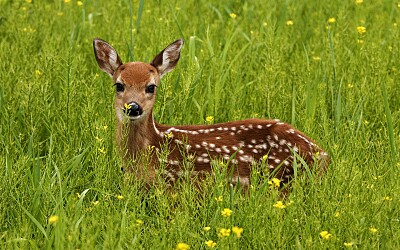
[93,38,329,188]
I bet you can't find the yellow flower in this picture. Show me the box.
[215,196,223,202]
[369,227,378,234]
[286,20,294,26]
[344,242,354,247]
[57,12,64,16]
[232,226,243,238]
[205,240,217,248]
[176,243,190,250]
[357,26,366,35]
[35,70,42,77]
[262,154,268,162]
[117,195,124,200]
[206,116,214,123]
[319,231,332,240]
[273,201,286,209]
[383,196,392,201]
[230,13,237,19]
[334,211,340,217]
[167,132,174,139]
[221,208,233,217]
[124,103,132,110]
[135,219,143,226]
[328,17,336,24]
[98,147,106,154]
[77,1,83,6]
[203,226,211,232]
[25,0,32,3]
[312,56,321,61]
[48,215,59,225]
[268,178,281,188]
[64,0,71,3]
[218,228,231,237]
[355,0,363,4]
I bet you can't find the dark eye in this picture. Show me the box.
[114,83,124,92]
[145,84,156,94]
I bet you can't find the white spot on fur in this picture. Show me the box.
[252,149,258,154]
[215,136,221,140]
[222,146,230,153]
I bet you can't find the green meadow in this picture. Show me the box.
[1,0,399,249]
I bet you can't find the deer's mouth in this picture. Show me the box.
[116,108,145,122]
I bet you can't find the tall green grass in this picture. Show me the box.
[0,0,399,249]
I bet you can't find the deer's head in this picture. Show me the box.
[93,39,183,122]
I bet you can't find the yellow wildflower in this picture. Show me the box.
[369,227,378,234]
[57,12,64,16]
[117,195,124,200]
[328,17,336,24]
[77,1,83,6]
[35,70,42,77]
[312,56,321,61]
[262,154,268,162]
[135,219,143,226]
[273,201,286,209]
[334,211,340,217]
[344,242,354,247]
[176,242,190,250]
[268,178,281,188]
[92,201,99,206]
[98,147,106,154]
[230,13,237,19]
[124,103,132,110]
[48,215,59,225]
[25,0,32,3]
[221,208,233,217]
[232,226,243,238]
[167,132,174,139]
[286,20,294,26]
[218,228,231,237]
[206,116,214,123]
[64,0,71,3]
[355,0,363,4]
[383,196,392,201]
[319,231,332,240]
[203,226,211,232]
[357,26,366,35]
[215,196,223,202]
[205,240,217,248]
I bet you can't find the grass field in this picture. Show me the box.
[1,0,399,249]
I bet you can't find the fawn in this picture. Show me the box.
[93,38,329,189]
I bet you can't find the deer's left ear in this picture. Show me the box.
[150,39,183,78]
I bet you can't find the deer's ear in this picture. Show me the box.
[150,39,183,78]
[93,38,123,77]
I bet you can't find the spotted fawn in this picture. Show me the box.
[93,38,329,189]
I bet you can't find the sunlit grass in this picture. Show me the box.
[0,0,399,249]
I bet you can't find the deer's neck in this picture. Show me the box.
[117,111,162,159]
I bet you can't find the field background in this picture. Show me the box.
[0,0,399,249]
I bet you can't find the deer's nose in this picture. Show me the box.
[124,102,143,117]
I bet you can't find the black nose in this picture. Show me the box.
[125,102,143,117]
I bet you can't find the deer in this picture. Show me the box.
[93,38,329,191]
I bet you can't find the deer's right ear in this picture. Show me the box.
[93,38,123,77]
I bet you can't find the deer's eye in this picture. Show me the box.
[145,84,156,94]
[114,83,124,92]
